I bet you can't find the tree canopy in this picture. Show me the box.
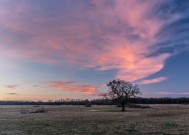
[106,79,140,111]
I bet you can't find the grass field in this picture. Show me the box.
[0,105,189,135]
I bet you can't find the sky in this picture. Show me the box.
[0,0,189,101]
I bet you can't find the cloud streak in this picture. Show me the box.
[7,93,17,95]
[156,92,189,95]
[0,0,188,82]
[47,81,97,95]
[138,77,167,85]
[5,85,17,89]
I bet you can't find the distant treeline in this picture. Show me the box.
[0,97,189,105]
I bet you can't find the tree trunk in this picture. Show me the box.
[121,103,125,111]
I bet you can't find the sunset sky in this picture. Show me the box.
[0,0,189,101]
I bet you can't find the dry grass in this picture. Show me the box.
[0,105,189,135]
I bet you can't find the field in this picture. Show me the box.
[0,105,189,135]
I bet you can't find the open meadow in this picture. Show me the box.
[0,105,189,135]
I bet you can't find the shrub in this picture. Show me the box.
[20,109,29,114]
[85,102,92,107]
[116,103,122,107]
[31,107,47,113]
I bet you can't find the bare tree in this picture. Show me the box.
[106,79,140,111]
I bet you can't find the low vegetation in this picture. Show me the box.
[0,105,189,134]
[20,107,47,114]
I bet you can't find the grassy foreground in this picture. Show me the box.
[0,105,189,135]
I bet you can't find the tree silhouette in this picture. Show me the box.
[106,79,140,111]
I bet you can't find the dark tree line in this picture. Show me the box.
[0,97,189,105]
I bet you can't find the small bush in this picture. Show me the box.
[31,107,47,113]
[20,109,29,114]
[85,102,92,107]
[116,103,122,107]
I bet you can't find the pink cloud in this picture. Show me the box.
[5,85,17,89]
[156,92,189,95]
[138,77,167,84]
[0,0,177,81]
[48,81,97,95]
